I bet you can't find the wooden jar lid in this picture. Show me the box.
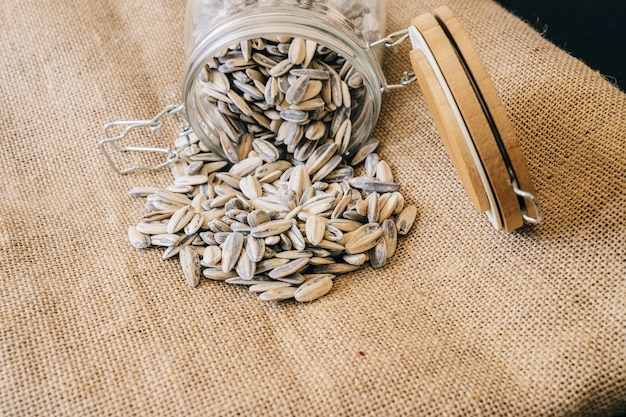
[409,6,541,231]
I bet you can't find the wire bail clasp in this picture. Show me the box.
[99,104,188,175]
[370,29,417,90]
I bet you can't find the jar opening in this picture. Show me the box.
[182,6,386,162]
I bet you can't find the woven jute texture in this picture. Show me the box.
[1,0,624,415]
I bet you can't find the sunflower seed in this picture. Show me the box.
[304,120,325,141]
[396,205,418,235]
[252,196,291,214]
[259,286,297,302]
[209,219,232,233]
[313,239,345,254]
[202,245,222,267]
[308,257,333,266]
[149,198,180,212]
[226,275,274,285]
[162,233,196,260]
[179,246,202,288]
[376,160,394,182]
[256,257,290,274]
[334,119,352,154]
[312,263,360,274]
[304,142,337,175]
[369,238,387,269]
[235,248,255,280]
[278,75,291,94]
[221,232,244,272]
[285,75,310,105]
[328,194,350,219]
[254,160,291,178]
[234,80,264,101]
[293,274,333,302]
[365,153,379,178]
[328,218,362,232]
[288,164,311,200]
[288,37,306,65]
[252,138,280,162]
[342,252,369,266]
[246,236,265,263]
[278,232,292,251]
[323,165,354,183]
[378,192,400,222]
[289,97,324,112]
[287,223,307,250]
[203,268,238,281]
[381,218,398,258]
[367,192,380,223]
[330,74,342,107]
[349,136,379,165]
[324,225,343,242]
[288,67,330,80]
[311,154,342,183]
[166,184,194,194]
[348,177,401,193]
[174,175,209,186]
[293,138,319,161]
[277,121,304,145]
[265,76,280,105]
[250,219,294,238]
[230,221,251,233]
[272,272,306,285]
[230,156,263,177]
[305,215,326,246]
[213,232,229,245]
[301,193,336,215]
[253,52,278,68]
[198,231,216,246]
[129,186,159,198]
[268,257,310,278]
[329,105,350,137]
[166,205,195,234]
[239,175,263,200]
[249,281,293,293]
[344,222,383,255]
[280,109,308,123]
[347,72,363,88]
[269,59,294,77]
[150,233,181,247]
[247,209,271,227]
[128,226,151,249]
[184,213,203,235]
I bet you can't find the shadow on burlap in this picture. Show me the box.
[0,0,624,415]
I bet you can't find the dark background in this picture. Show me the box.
[495,0,626,91]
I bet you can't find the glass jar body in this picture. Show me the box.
[182,0,387,160]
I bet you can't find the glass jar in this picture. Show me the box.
[182,0,388,161]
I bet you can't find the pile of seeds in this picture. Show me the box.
[128,136,417,302]
[127,36,417,303]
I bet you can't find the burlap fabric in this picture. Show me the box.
[1,0,624,415]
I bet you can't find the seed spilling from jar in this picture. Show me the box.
[127,36,417,303]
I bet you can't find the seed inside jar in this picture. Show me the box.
[196,36,368,163]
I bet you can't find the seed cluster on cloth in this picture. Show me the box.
[127,36,417,302]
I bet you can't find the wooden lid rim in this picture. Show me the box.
[408,26,502,229]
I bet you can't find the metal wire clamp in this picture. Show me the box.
[371,29,418,90]
[99,104,187,175]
